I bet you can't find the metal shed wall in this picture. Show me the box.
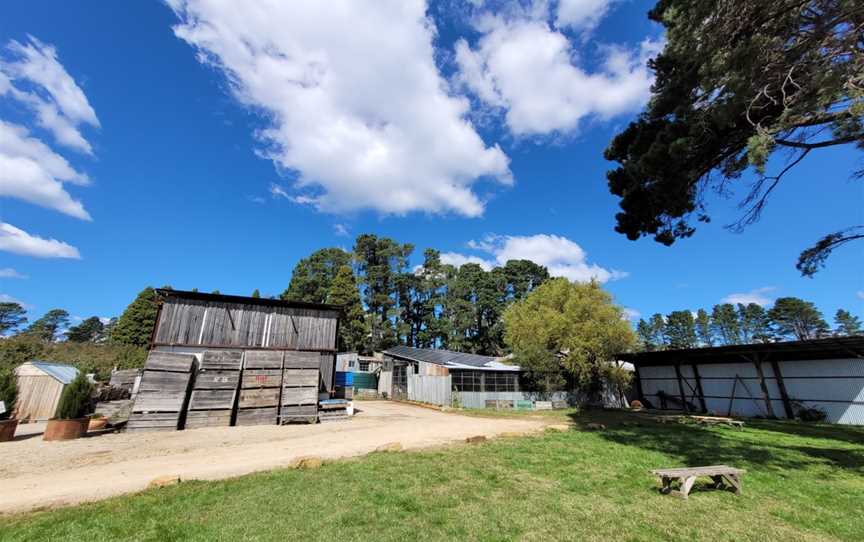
[638,357,864,424]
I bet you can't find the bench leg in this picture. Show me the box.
[723,473,743,495]
[679,476,696,499]
[710,475,725,489]
[659,476,673,494]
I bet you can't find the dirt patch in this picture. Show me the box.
[1,401,547,514]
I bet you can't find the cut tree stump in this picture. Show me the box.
[651,465,745,499]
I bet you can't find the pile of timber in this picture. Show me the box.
[184,350,242,429]
[318,399,351,422]
[280,351,320,424]
[236,351,284,426]
[127,351,196,432]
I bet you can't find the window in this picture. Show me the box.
[359,361,370,372]
[451,370,482,392]
[485,372,516,392]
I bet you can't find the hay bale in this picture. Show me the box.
[148,475,180,489]
[291,456,323,470]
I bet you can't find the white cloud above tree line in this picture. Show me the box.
[0,267,27,279]
[454,1,661,136]
[444,233,626,283]
[721,287,776,307]
[168,0,511,218]
[0,222,81,259]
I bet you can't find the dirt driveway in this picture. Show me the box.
[1,401,547,514]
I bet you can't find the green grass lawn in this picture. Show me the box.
[3,410,863,541]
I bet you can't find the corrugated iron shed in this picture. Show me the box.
[30,361,79,384]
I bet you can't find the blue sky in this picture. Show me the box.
[0,0,861,328]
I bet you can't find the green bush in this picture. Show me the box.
[55,373,94,420]
[0,370,17,421]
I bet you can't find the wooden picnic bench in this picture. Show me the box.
[690,416,745,429]
[651,465,745,499]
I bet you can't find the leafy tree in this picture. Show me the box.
[694,309,713,346]
[768,297,829,340]
[501,259,549,300]
[604,1,864,275]
[0,302,27,335]
[411,249,450,348]
[504,279,637,396]
[664,310,697,348]
[111,287,159,347]
[211,290,220,295]
[738,303,773,343]
[327,265,369,353]
[23,309,69,341]
[834,309,862,336]
[711,304,742,345]
[0,369,17,420]
[54,372,93,419]
[65,316,104,343]
[251,289,261,298]
[282,248,352,304]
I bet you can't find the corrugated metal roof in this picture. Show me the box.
[383,345,520,371]
[29,361,79,384]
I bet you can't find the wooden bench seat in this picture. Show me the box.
[651,465,745,499]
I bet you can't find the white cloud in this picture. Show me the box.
[0,120,91,219]
[622,307,641,320]
[454,7,662,135]
[440,252,494,271]
[857,291,864,301]
[721,287,776,307]
[333,223,349,237]
[555,0,616,33]
[0,222,80,259]
[449,233,625,283]
[0,268,26,279]
[169,0,511,217]
[0,36,99,154]
[0,293,31,309]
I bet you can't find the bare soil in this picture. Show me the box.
[1,401,547,514]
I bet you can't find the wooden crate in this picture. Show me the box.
[200,350,243,371]
[184,350,243,428]
[127,351,196,433]
[185,409,233,429]
[238,387,281,409]
[236,353,285,426]
[280,361,319,424]
[236,407,278,426]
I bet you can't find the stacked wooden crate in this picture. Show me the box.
[236,350,283,426]
[280,351,320,424]
[317,399,351,422]
[127,351,196,432]
[184,350,242,429]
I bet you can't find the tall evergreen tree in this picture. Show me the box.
[664,310,697,349]
[251,289,261,298]
[738,303,773,343]
[501,259,549,300]
[636,319,657,351]
[23,309,69,342]
[648,313,667,349]
[694,309,713,347]
[711,304,741,345]
[65,316,104,343]
[111,287,159,347]
[282,248,351,304]
[768,297,829,341]
[327,265,369,353]
[0,302,27,335]
[833,309,862,336]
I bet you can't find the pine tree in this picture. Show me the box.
[636,319,658,351]
[648,313,667,349]
[251,289,261,298]
[282,248,352,304]
[327,265,369,353]
[111,287,159,347]
[0,302,27,335]
[664,310,698,349]
[711,304,741,345]
[65,316,104,342]
[834,309,862,336]
[694,309,713,346]
[23,309,69,342]
[768,297,829,341]
[738,303,773,343]
[54,372,93,419]
[0,369,17,420]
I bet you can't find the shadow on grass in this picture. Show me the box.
[566,410,864,473]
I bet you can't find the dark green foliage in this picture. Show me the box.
[0,302,27,335]
[738,303,773,343]
[251,289,261,298]
[22,309,69,341]
[768,297,829,340]
[327,265,369,353]
[663,310,697,348]
[0,335,146,381]
[834,309,862,336]
[605,0,864,273]
[282,248,352,304]
[111,287,159,347]
[694,309,713,347]
[65,316,105,343]
[54,373,93,420]
[0,369,17,420]
[711,304,741,345]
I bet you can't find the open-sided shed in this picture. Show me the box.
[14,361,79,421]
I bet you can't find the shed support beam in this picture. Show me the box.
[770,360,795,419]
[691,364,707,413]
[673,364,689,413]
[752,357,776,418]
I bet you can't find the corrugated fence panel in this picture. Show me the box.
[407,374,451,406]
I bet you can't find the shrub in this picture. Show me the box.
[0,370,17,421]
[55,373,94,420]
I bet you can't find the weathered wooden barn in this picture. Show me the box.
[13,361,80,421]
[619,337,864,425]
[128,290,341,430]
